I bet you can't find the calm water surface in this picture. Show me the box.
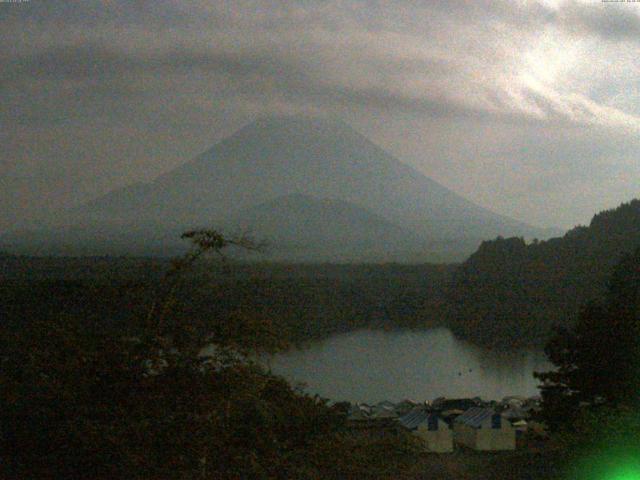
[265,328,551,403]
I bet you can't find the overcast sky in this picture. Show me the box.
[2,0,639,231]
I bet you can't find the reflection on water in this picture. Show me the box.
[265,328,551,403]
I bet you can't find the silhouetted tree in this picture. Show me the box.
[535,246,640,432]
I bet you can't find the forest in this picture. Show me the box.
[4,200,640,351]
[3,227,639,479]
[1,231,429,479]
[0,257,454,350]
[3,200,640,479]
[448,199,640,347]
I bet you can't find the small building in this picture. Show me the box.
[434,398,482,424]
[434,398,481,415]
[502,396,527,408]
[512,419,528,440]
[399,409,453,453]
[453,407,515,451]
[347,404,398,433]
[394,399,420,416]
[376,400,396,411]
[502,405,527,422]
[371,405,398,420]
[347,404,371,423]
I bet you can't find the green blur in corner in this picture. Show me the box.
[609,467,640,480]
[567,446,640,480]
[602,458,640,480]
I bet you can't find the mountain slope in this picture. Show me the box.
[446,198,640,347]
[78,116,544,235]
[8,116,549,259]
[222,193,428,262]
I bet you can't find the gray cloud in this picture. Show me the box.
[559,1,640,40]
[4,45,301,82]
[1,0,639,232]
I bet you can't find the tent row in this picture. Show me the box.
[399,407,516,452]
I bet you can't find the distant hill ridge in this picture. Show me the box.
[447,198,640,346]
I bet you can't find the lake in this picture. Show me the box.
[265,328,551,403]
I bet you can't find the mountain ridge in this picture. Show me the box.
[4,116,553,260]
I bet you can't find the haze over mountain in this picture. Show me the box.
[4,116,554,261]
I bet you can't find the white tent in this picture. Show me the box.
[453,408,515,451]
[399,409,453,453]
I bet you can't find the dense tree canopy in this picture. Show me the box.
[535,246,640,432]
[449,199,640,347]
[0,230,422,479]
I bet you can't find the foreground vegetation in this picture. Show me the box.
[4,199,640,351]
[0,257,454,347]
[2,209,639,478]
[1,231,429,479]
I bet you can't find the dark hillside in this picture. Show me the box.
[0,258,454,345]
[447,199,640,347]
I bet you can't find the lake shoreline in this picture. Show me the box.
[266,328,550,404]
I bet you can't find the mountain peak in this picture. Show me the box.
[24,115,549,260]
[251,113,348,129]
[231,114,358,144]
